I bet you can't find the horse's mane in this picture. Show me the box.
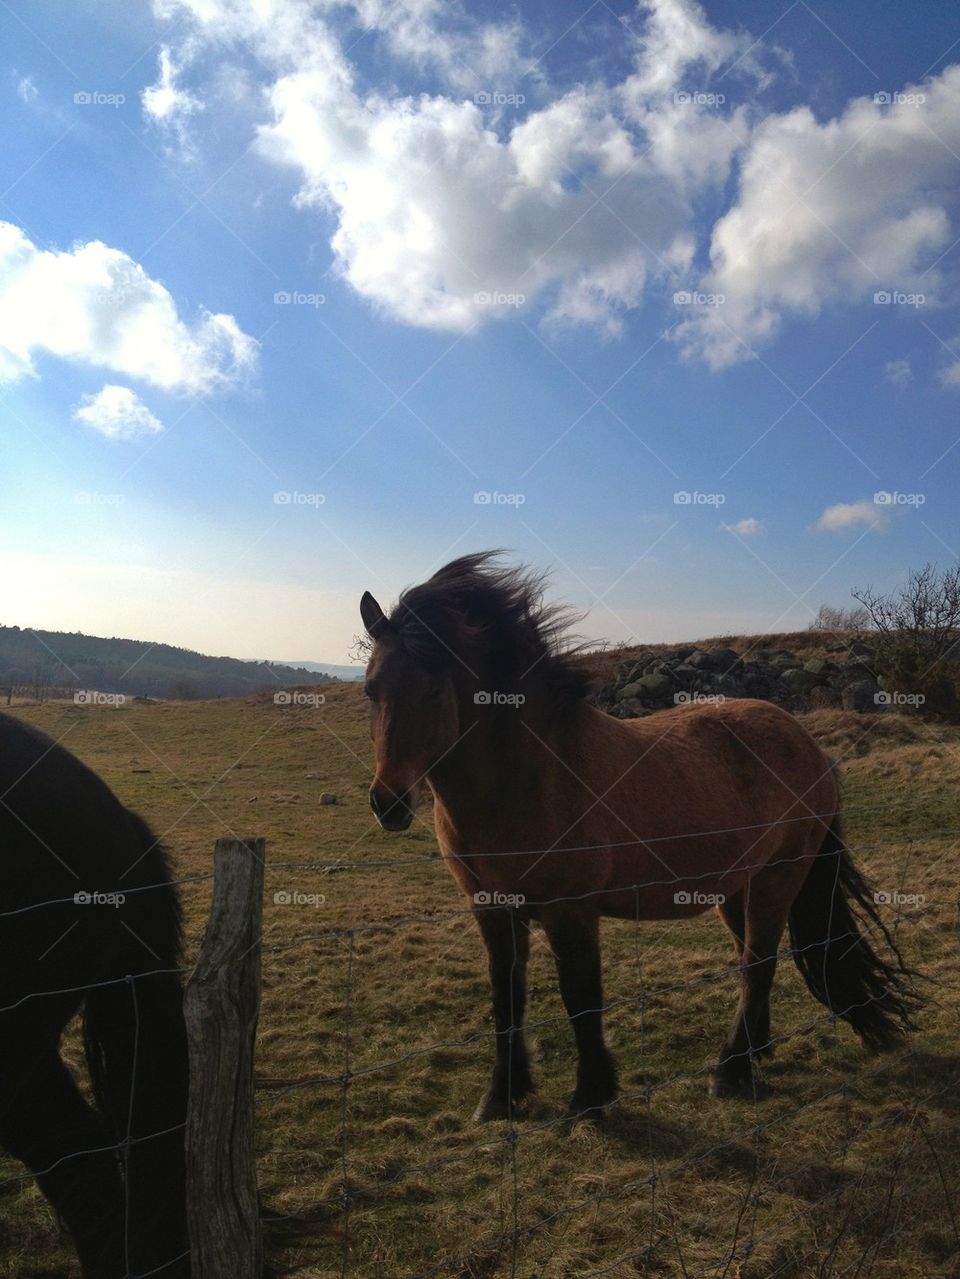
[387,551,590,704]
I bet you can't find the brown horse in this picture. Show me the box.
[360,553,920,1120]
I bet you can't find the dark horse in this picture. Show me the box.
[360,553,920,1120]
[0,710,190,1276]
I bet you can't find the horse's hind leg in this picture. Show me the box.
[711,881,788,1098]
[717,891,773,1061]
[0,1051,124,1277]
[541,905,618,1121]
[473,903,534,1121]
[717,890,745,959]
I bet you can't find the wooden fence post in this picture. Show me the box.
[184,836,266,1277]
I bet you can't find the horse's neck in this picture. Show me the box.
[427,697,589,849]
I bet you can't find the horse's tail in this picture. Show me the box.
[82,810,191,1277]
[788,815,922,1051]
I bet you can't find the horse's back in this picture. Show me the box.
[0,711,178,1021]
[621,696,830,785]
[555,698,838,917]
[0,711,151,889]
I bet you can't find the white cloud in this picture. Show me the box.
[73,385,165,440]
[142,46,203,148]
[722,516,764,536]
[937,335,960,386]
[618,0,769,197]
[148,0,763,334]
[147,0,960,360]
[15,74,38,104]
[677,67,960,367]
[625,0,757,97]
[883,358,913,388]
[0,221,257,392]
[813,500,888,533]
[345,0,531,93]
[153,0,532,97]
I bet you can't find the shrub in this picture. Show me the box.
[853,564,960,721]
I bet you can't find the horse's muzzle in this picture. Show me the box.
[369,785,415,831]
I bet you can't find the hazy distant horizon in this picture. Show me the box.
[261,660,365,680]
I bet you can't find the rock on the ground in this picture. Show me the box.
[591,636,895,719]
[841,679,880,712]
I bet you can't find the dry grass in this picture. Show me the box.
[2,687,959,1278]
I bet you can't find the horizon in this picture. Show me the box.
[3,0,958,663]
[1,610,867,678]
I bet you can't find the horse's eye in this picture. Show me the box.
[363,685,375,700]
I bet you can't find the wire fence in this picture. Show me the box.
[1,804,955,1278]
[247,804,950,1278]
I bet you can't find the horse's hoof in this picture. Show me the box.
[709,1071,752,1098]
[473,1090,529,1122]
[567,1105,605,1127]
[566,1094,613,1125]
[473,1092,509,1121]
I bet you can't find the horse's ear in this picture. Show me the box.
[360,591,388,639]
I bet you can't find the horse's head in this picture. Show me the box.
[360,590,460,831]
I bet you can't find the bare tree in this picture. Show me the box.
[349,633,372,665]
[852,563,960,662]
[808,603,870,632]
[29,656,54,703]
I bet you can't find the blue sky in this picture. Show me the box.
[2,0,958,663]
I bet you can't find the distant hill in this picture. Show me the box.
[0,625,339,700]
[264,659,365,681]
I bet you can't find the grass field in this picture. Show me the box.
[2,685,959,1278]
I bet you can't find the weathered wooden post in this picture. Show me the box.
[184,836,266,1277]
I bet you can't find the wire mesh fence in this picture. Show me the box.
[247,805,949,1278]
[1,801,955,1278]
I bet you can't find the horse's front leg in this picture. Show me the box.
[541,905,618,1121]
[472,901,534,1121]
